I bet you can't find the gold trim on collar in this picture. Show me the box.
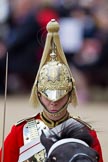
[40,112,69,128]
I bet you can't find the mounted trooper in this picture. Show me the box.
[0,19,103,162]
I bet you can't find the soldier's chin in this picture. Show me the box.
[44,108,60,115]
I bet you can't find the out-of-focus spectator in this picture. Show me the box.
[0,0,9,94]
[0,0,59,94]
[72,3,108,100]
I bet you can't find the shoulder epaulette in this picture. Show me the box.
[71,115,94,130]
[15,114,38,126]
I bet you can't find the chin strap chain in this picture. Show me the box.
[1,52,8,162]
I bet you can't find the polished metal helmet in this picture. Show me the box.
[30,19,78,107]
[37,51,73,101]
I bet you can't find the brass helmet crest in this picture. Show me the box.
[30,19,78,107]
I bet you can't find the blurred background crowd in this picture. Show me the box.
[0,0,108,103]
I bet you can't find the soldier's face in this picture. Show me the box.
[39,94,69,120]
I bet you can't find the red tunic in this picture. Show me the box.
[0,113,103,162]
